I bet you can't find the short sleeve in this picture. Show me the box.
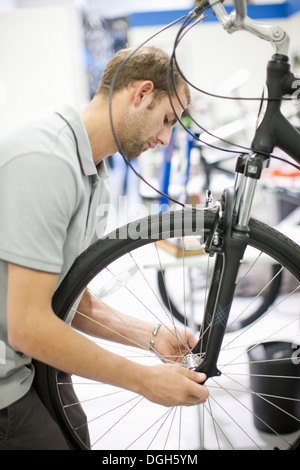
[0,153,78,273]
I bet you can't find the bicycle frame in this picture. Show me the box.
[183,0,300,378]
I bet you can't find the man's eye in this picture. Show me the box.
[164,117,169,125]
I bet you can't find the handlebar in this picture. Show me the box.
[207,0,290,55]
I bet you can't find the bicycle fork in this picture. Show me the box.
[182,154,267,379]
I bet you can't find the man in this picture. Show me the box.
[0,46,208,450]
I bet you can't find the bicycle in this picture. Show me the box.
[33,0,300,450]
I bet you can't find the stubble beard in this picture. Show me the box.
[117,109,151,160]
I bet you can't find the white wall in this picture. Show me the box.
[0,4,89,133]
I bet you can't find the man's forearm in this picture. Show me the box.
[72,288,155,350]
[13,305,147,394]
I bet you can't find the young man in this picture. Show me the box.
[0,46,208,450]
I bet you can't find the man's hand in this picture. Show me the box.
[139,363,208,407]
[140,325,209,407]
[152,325,198,364]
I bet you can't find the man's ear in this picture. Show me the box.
[133,80,154,106]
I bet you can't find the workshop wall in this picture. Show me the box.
[0,3,89,133]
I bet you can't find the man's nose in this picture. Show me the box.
[156,127,173,147]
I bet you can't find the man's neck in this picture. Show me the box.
[80,95,118,166]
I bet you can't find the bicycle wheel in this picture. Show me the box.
[33,209,300,450]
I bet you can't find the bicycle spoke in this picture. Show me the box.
[91,395,145,449]
[227,264,285,331]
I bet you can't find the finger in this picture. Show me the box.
[180,367,207,384]
[177,328,198,348]
[186,377,210,405]
[192,371,207,384]
[176,368,209,403]
[187,333,198,349]
[191,374,209,401]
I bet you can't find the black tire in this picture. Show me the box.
[33,210,300,450]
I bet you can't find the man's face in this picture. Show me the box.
[117,88,188,160]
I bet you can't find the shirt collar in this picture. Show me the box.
[56,105,109,182]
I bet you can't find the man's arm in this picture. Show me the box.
[6,263,209,407]
[72,288,155,351]
[73,288,199,362]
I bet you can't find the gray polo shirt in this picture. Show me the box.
[0,105,110,409]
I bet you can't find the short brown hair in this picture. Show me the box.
[96,46,190,105]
